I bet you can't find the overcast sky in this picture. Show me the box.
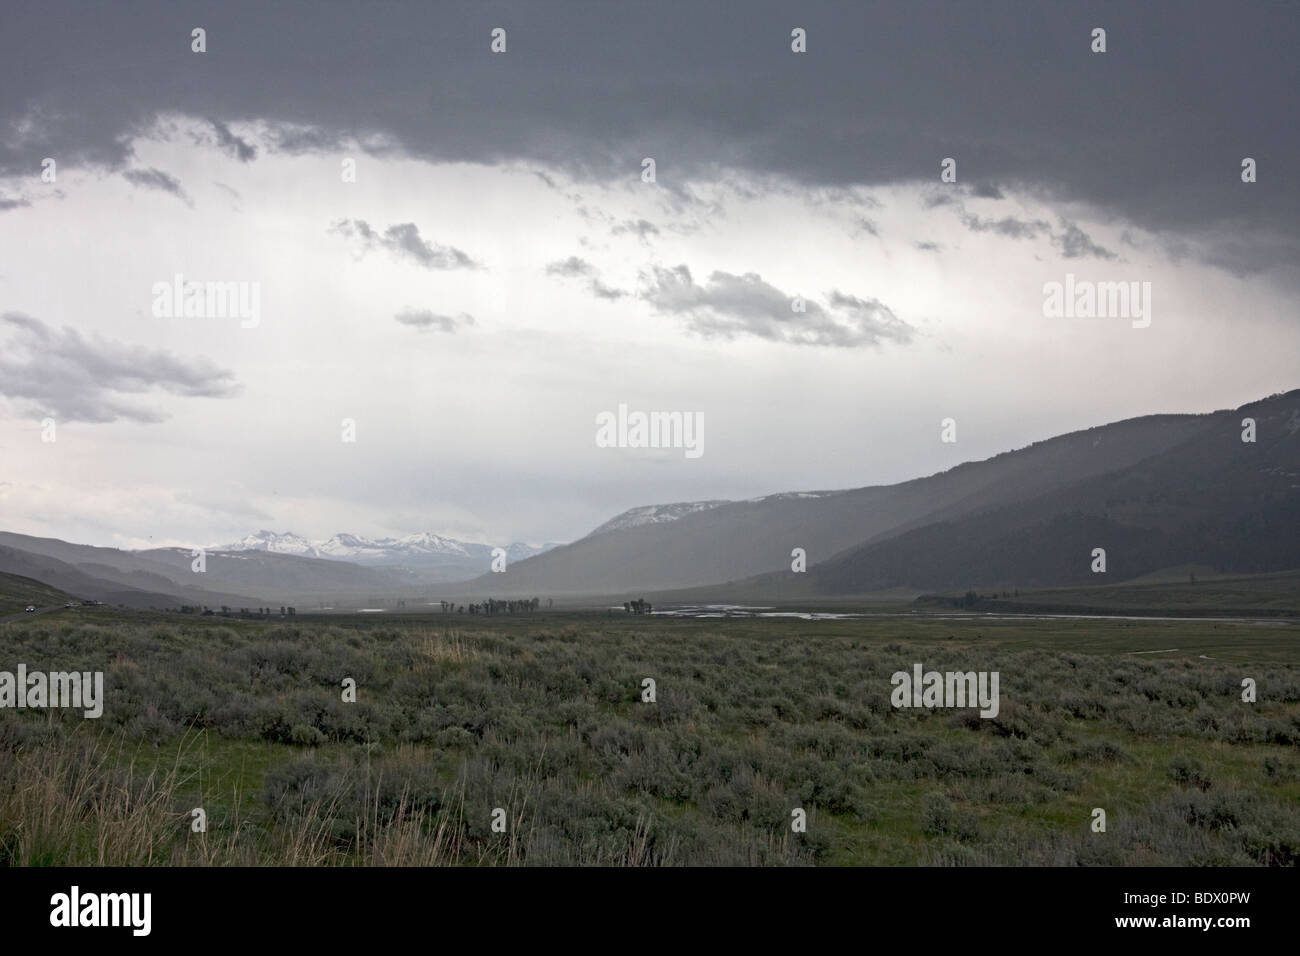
[1,1,1297,550]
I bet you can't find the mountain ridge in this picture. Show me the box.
[463,404,1234,596]
[5,389,1296,605]
[215,530,558,567]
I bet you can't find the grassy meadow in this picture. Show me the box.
[1,609,1297,866]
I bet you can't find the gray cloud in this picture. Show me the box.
[641,265,913,348]
[611,218,659,240]
[395,309,474,333]
[915,240,941,252]
[0,196,29,211]
[1055,219,1118,260]
[210,120,257,162]
[590,279,627,300]
[122,167,190,204]
[1193,234,1300,279]
[268,123,348,155]
[825,291,915,345]
[950,200,1117,259]
[0,313,239,423]
[855,217,879,237]
[330,219,481,270]
[546,256,594,278]
[960,211,1051,240]
[546,256,628,299]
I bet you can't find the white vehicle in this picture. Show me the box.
[24,605,36,613]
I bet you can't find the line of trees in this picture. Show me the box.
[623,599,653,614]
[942,590,1018,609]
[439,598,540,615]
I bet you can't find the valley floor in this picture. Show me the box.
[1,611,1297,865]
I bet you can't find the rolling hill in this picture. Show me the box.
[0,569,76,616]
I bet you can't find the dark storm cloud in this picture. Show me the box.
[0,1,1295,271]
[330,219,481,270]
[0,312,239,423]
[394,309,474,333]
[641,265,912,348]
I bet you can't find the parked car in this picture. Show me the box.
[24,605,36,613]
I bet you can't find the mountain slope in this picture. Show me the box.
[799,390,1300,594]
[468,408,1215,595]
[0,544,215,608]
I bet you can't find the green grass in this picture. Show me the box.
[926,567,1300,617]
[0,611,1297,865]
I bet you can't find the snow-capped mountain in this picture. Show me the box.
[589,494,837,536]
[214,530,559,571]
[224,530,318,556]
[315,531,473,561]
[745,490,839,504]
[590,500,730,535]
